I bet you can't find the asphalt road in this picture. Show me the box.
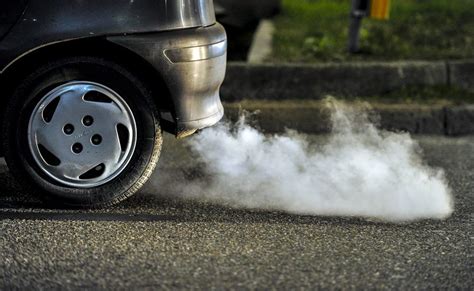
[0,135,472,289]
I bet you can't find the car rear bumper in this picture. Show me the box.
[107,23,227,137]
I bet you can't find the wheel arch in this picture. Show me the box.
[0,37,177,152]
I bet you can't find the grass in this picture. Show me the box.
[271,0,474,62]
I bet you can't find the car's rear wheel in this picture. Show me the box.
[3,57,162,208]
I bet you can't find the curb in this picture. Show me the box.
[247,20,275,64]
[221,61,474,101]
[223,101,474,136]
[449,60,474,91]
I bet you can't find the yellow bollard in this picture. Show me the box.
[370,0,391,20]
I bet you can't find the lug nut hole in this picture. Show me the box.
[72,143,83,154]
[63,124,74,135]
[91,134,102,145]
[82,115,94,126]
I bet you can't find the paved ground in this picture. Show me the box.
[0,135,472,289]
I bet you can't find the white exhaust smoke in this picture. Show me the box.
[154,98,453,222]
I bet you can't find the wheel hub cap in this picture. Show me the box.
[28,81,137,188]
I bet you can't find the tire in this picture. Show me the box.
[2,56,162,208]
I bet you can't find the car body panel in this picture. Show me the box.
[0,0,216,73]
[0,0,27,40]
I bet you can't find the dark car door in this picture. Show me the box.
[0,0,27,40]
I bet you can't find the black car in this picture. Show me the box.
[0,0,227,207]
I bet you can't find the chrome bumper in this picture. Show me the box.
[108,23,227,137]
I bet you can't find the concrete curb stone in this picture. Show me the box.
[220,60,473,135]
[445,105,474,136]
[247,20,275,64]
[222,61,449,101]
[223,102,473,135]
[449,60,474,91]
